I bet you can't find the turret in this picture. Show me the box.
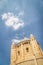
[10,42,16,65]
[30,34,42,57]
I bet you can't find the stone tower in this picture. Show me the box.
[10,34,43,65]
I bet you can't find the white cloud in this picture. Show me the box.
[2,13,8,19]
[1,12,24,30]
[13,22,24,30]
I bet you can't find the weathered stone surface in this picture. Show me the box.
[10,34,43,65]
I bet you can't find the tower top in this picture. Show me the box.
[30,34,33,37]
[30,34,35,40]
[12,42,14,45]
[11,42,16,49]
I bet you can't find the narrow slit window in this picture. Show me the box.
[26,48,29,52]
[18,51,20,55]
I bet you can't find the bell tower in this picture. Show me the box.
[10,34,43,65]
[30,34,43,57]
[10,42,16,65]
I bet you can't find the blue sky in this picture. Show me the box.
[0,0,43,65]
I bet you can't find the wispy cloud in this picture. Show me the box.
[12,37,29,43]
[15,7,19,10]
[1,12,24,30]
[18,11,24,16]
[12,39,21,43]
